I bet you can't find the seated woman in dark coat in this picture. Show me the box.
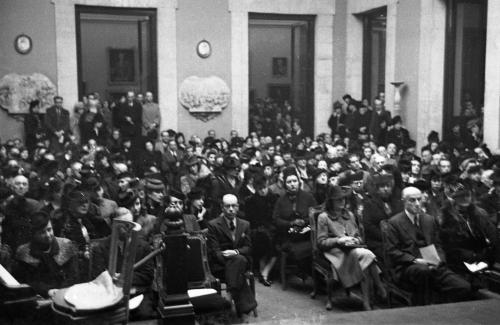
[55,190,105,281]
[244,173,278,286]
[272,167,317,273]
[317,186,386,311]
[14,211,79,298]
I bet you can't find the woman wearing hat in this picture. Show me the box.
[57,190,99,281]
[14,211,79,298]
[119,189,156,241]
[186,187,208,229]
[180,156,201,195]
[311,168,329,205]
[317,186,386,310]
[273,167,317,274]
[244,173,278,286]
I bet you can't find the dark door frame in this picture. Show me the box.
[443,0,487,137]
[75,5,158,100]
[248,13,315,137]
[359,6,387,103]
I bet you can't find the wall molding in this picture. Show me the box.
[51,0,178,130]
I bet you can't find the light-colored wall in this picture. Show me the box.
[249,25,292,100]
[0,0,57,141]
[483,0,500,153]
[332,0,348,105]
[176,0,232,140]
[394,0,421,138]
[80,19,139,97]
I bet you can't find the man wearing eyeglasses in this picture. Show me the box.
[207,194,257,316]
[385,187,472,304]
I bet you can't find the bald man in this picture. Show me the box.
[385,187,471,304]
[207,194,257,315]
[3,174,43,251]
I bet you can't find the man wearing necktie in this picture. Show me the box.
[207,194,257,315]
[161,138,184,189]
[114,91,142,148]
[44,95,70,154]
[385,187,472,304]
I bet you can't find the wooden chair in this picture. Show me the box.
[308,206,350,310]
[212,264,258,317]
[52,220,142,324]
[186,233,232,323]
[187,232,220,291]
[1,263,40,322]
[379,220,430,307]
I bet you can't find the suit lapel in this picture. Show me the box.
[218,217,234,242]
[401,212,418,242]
[234,219,244,244]
[419,214,433,245]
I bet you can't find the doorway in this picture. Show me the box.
[361,7,387,103]
[248,14,315,137]
[75,5,157,102]
[443,0,487,136]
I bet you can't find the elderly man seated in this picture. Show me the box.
[385,187,472,304]
[207,194,257,316]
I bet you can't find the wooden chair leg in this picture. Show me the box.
[280,253,287,290]
[310,268,317,299]
[325,278,333,310]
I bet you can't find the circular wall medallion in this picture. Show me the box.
[14,34,32,54]
[196,40,211,58]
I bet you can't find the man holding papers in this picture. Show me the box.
[385,187,472,303]
[440,182,497,276]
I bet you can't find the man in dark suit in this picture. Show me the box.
[385,187,472,303]
[208,157,241,220]
[44,95,70,154]
[327,104,346,137]
[207,194,257,315]
[114,91,143,148]
[161,138,185,190]
[369,98,391,144]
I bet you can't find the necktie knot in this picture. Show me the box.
[229,220,235,231]
[414,214,421,228]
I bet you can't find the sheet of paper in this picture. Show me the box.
[419,244,441,266]
[0,263,20,287]
[464,261,488,273]
[187,288,217,298]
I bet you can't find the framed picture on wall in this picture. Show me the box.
[268,84,290,105]
[272,57,287,77]
[108,48,135,84]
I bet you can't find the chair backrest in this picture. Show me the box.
[187,232,216,289]
[108,220,141,319]
[309,205,325,254]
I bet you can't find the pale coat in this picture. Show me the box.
[317,210,376,288]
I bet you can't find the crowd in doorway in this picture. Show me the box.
[0,90,498,323]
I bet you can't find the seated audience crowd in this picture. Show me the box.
[0,91,499,322]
